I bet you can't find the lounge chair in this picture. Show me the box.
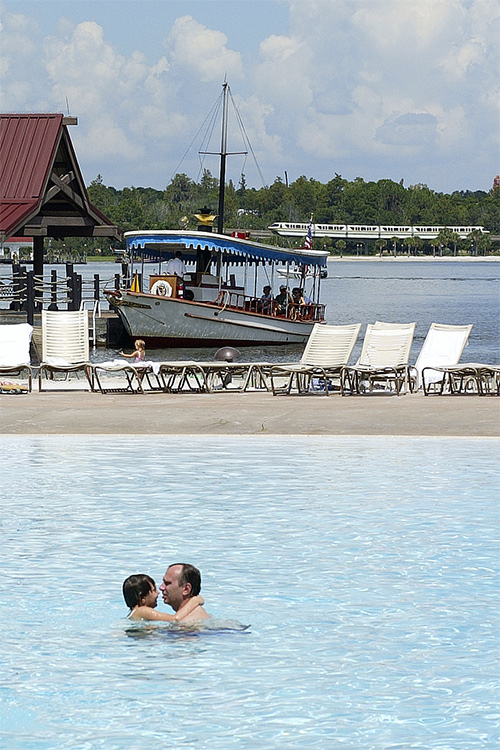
[0,323,33,392]
[421,362,499,396]
[89,360,157,394]
[269,323,362,395]
[407,323,473,393]
[38,310,92,391]
[341,323,416,395]
[158,361,209,393]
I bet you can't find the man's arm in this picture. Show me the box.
[130,595,204,622]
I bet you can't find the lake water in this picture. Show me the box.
[1,259,499,364]
[1,436,499,749]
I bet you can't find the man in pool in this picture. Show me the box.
[160,563,210,623]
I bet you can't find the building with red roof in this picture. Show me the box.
[0,114,120,274]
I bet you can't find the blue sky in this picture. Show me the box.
[1,0,499,195]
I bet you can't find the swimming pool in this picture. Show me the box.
[1,436,498,749]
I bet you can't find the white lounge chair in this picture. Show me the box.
[38,310,92,390]
[409,323,473,393]
[269,323,362,395]
[341,323,416,395]
[419,362,499,395]
[90,359,162,394]
[0,323,33,392]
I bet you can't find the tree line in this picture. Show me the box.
[73,171,499,258]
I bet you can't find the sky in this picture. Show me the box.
[1,0,499,195]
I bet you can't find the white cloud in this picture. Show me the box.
[0,0,497,191]
[166,15,244,83]
[253,0,499,187]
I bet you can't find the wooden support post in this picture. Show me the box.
[66,263,75,310]
[48,269,58,310]
[75,273,82,309]
[33,236,44,279]
[26,270,35,325]
[10,262,21,311]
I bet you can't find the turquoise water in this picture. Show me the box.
[1,436,499,749]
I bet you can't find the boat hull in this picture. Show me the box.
[108,291,316,347]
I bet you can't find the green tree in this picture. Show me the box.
[335,239,346,257]
[390,235,399,257]
[114,189,148,233]
[429,237,441,257]
[402,236,413,256]
[376,179,407,223]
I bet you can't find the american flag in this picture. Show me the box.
[304,218,313,249]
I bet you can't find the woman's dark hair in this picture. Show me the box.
[122,574,155,609]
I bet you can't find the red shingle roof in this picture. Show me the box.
[0,114,120,241]
[0,115,62,236]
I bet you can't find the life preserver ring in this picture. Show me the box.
[151,280,173,297]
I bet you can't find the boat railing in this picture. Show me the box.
[208,290,325,322]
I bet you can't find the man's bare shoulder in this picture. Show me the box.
[180,605,210,623]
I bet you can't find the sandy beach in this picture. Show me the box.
[2,390,499,436]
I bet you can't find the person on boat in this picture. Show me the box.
[290,287,306,320]
[259,285,273,313]
[119,339,146,362]
[165,250,186,278]
[300,287,312,305]
[160,563,209,623]
[123,573,205,622]
[274,285,293,316]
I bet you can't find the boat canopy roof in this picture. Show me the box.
[125,230,329,267]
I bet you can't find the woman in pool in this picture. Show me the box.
[123,573,204,622]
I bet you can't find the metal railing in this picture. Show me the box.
[207,290,325,322]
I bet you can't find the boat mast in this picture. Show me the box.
[217,81,229,234]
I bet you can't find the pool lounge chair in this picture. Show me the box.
[38,310,93,391]
[0,323,34,392]
[269,323,362,395]
[158,361,209,393]
[90,359,162,394]
[157,357,272,393]
[421,362,499,396]
[407,323,473,393]
[341,323,416,395]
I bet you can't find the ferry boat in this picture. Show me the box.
[105,228,328,347]
[105,82,329,347]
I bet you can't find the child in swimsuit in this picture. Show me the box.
[120,339,146,362]
[123,574,204,622]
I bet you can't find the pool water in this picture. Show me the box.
[1,436,498,749]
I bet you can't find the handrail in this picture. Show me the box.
[80,299,100,349]
[207,291,325,322]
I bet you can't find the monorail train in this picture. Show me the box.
[268,222,487,240]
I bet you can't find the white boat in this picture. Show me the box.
[277,266,328,280]
[105,81,329,347]
[105,229,329,347]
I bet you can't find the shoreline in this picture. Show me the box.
[327,255,500,262]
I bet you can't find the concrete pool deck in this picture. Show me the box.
[2,390,499,436]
